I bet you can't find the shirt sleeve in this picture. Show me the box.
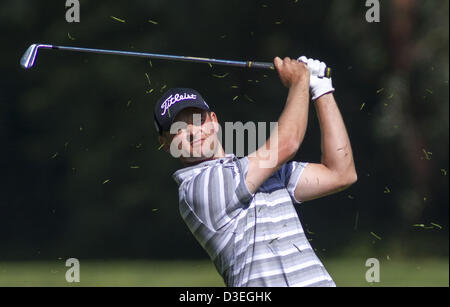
[181,156,254,231]
[279,161,309,205]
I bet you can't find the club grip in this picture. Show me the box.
[246,61,275,70]
[247,61,332,78]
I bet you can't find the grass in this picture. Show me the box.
[325,257,448,287]
[0,258,447,287]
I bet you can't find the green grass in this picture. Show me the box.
[0,258,447,287]
[326,258,449,287]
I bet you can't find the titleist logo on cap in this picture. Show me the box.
[161,93,197,116]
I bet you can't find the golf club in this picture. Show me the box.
[20,43,332,78]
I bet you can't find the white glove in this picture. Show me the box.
[298,56,334,101]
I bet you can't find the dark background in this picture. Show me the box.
[0,0,448,261]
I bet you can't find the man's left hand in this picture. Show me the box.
[297,56,335,101]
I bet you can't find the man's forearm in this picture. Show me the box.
[245,58,310,195]
[277,83,310,150]
[258,82,309,168]
[315,93,356,178]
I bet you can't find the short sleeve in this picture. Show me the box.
[181,157,254,231]
[279,161,309,205]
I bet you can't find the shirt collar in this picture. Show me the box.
[172,153,236,185]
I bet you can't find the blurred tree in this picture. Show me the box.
[0,0,447,260]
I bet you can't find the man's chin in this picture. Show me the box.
[180,153,216,165]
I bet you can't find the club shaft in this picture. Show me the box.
[24,44,332,77]
[51,45,274,70]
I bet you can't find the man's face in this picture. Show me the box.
[160,107,220,163]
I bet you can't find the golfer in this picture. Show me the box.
[154,56,357,287]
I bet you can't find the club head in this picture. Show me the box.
[20,44,53,69]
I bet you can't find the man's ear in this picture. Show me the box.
[209,112,220,134]
[209,111,218,122]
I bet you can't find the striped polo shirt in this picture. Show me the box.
[173,153,335,287]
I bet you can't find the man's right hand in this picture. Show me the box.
[274,57,310,89]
